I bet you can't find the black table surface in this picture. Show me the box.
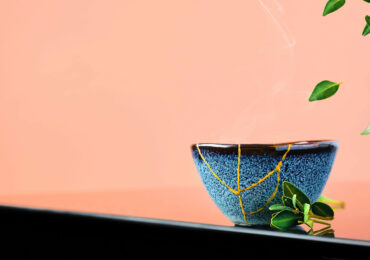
[0,203,369,259]
[0,184,369,258]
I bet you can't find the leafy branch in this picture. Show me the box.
[269,181,335,235]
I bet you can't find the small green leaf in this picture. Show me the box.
[323,0,346,16]
[364,0,370,3]
[282,196,294,208]
[283,181,311,211]
[270,210,302,230]
[269,204,294,212]
[309,80,342,101]
[363,25,370,36]
[311,202,334,219]
[304,203,310,223]
[363,16,370,36]
[361,123,370,135]
[292,194,297,209]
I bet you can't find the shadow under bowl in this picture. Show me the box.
[191,140,338,226]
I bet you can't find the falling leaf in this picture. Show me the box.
[323,0,346,16]
[309,81,342,102]
[363,16,370,36]
[361,123,370,135]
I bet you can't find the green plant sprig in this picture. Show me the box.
[269,181,335,232]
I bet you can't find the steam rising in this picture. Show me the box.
[217,0,296,143]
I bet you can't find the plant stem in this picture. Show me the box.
[312,226,333,235]
[318,195,345,209]
[331,205,344,210]
[308,213,333,221]
[310,218,331,227]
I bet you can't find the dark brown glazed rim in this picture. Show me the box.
[191,140,338,151]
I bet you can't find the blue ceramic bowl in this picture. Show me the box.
[191,140,338,226]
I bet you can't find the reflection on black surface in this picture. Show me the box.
[235,224,335,238]
[309,226,335,237]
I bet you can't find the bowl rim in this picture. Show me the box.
[191,140,338,151]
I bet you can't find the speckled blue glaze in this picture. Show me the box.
[191,141,338,226]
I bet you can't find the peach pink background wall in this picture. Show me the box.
[0,1,369,195]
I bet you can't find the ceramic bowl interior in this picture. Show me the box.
[191,140,338,226]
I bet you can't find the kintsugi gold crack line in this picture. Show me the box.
[196,144,291,224]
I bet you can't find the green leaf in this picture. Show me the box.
[309,80,342,101]
[363,16,370,36]
[292,194,297,209]
[311,202,334,219]
[269,204,294,212]
[363,25,370,36]
[282,196,294,208]
[270,210,302,230]
[361,123,370,135]
[304,203,310,223]
[323,0,346,16]
[364,0,370,3]
[283,181,311,211]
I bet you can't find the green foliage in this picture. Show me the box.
[282,196,294,208]
[303,203,310,223]
[323,0,346,16]
[283,181,310,211]
[269,181,335,233]
[361,123,370,135]
[270,210,301,230]
[308,81,341,102]
[311,202,334,219]
[363,16,370,36]
[292,194,297,209]
[269,204,294,212]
